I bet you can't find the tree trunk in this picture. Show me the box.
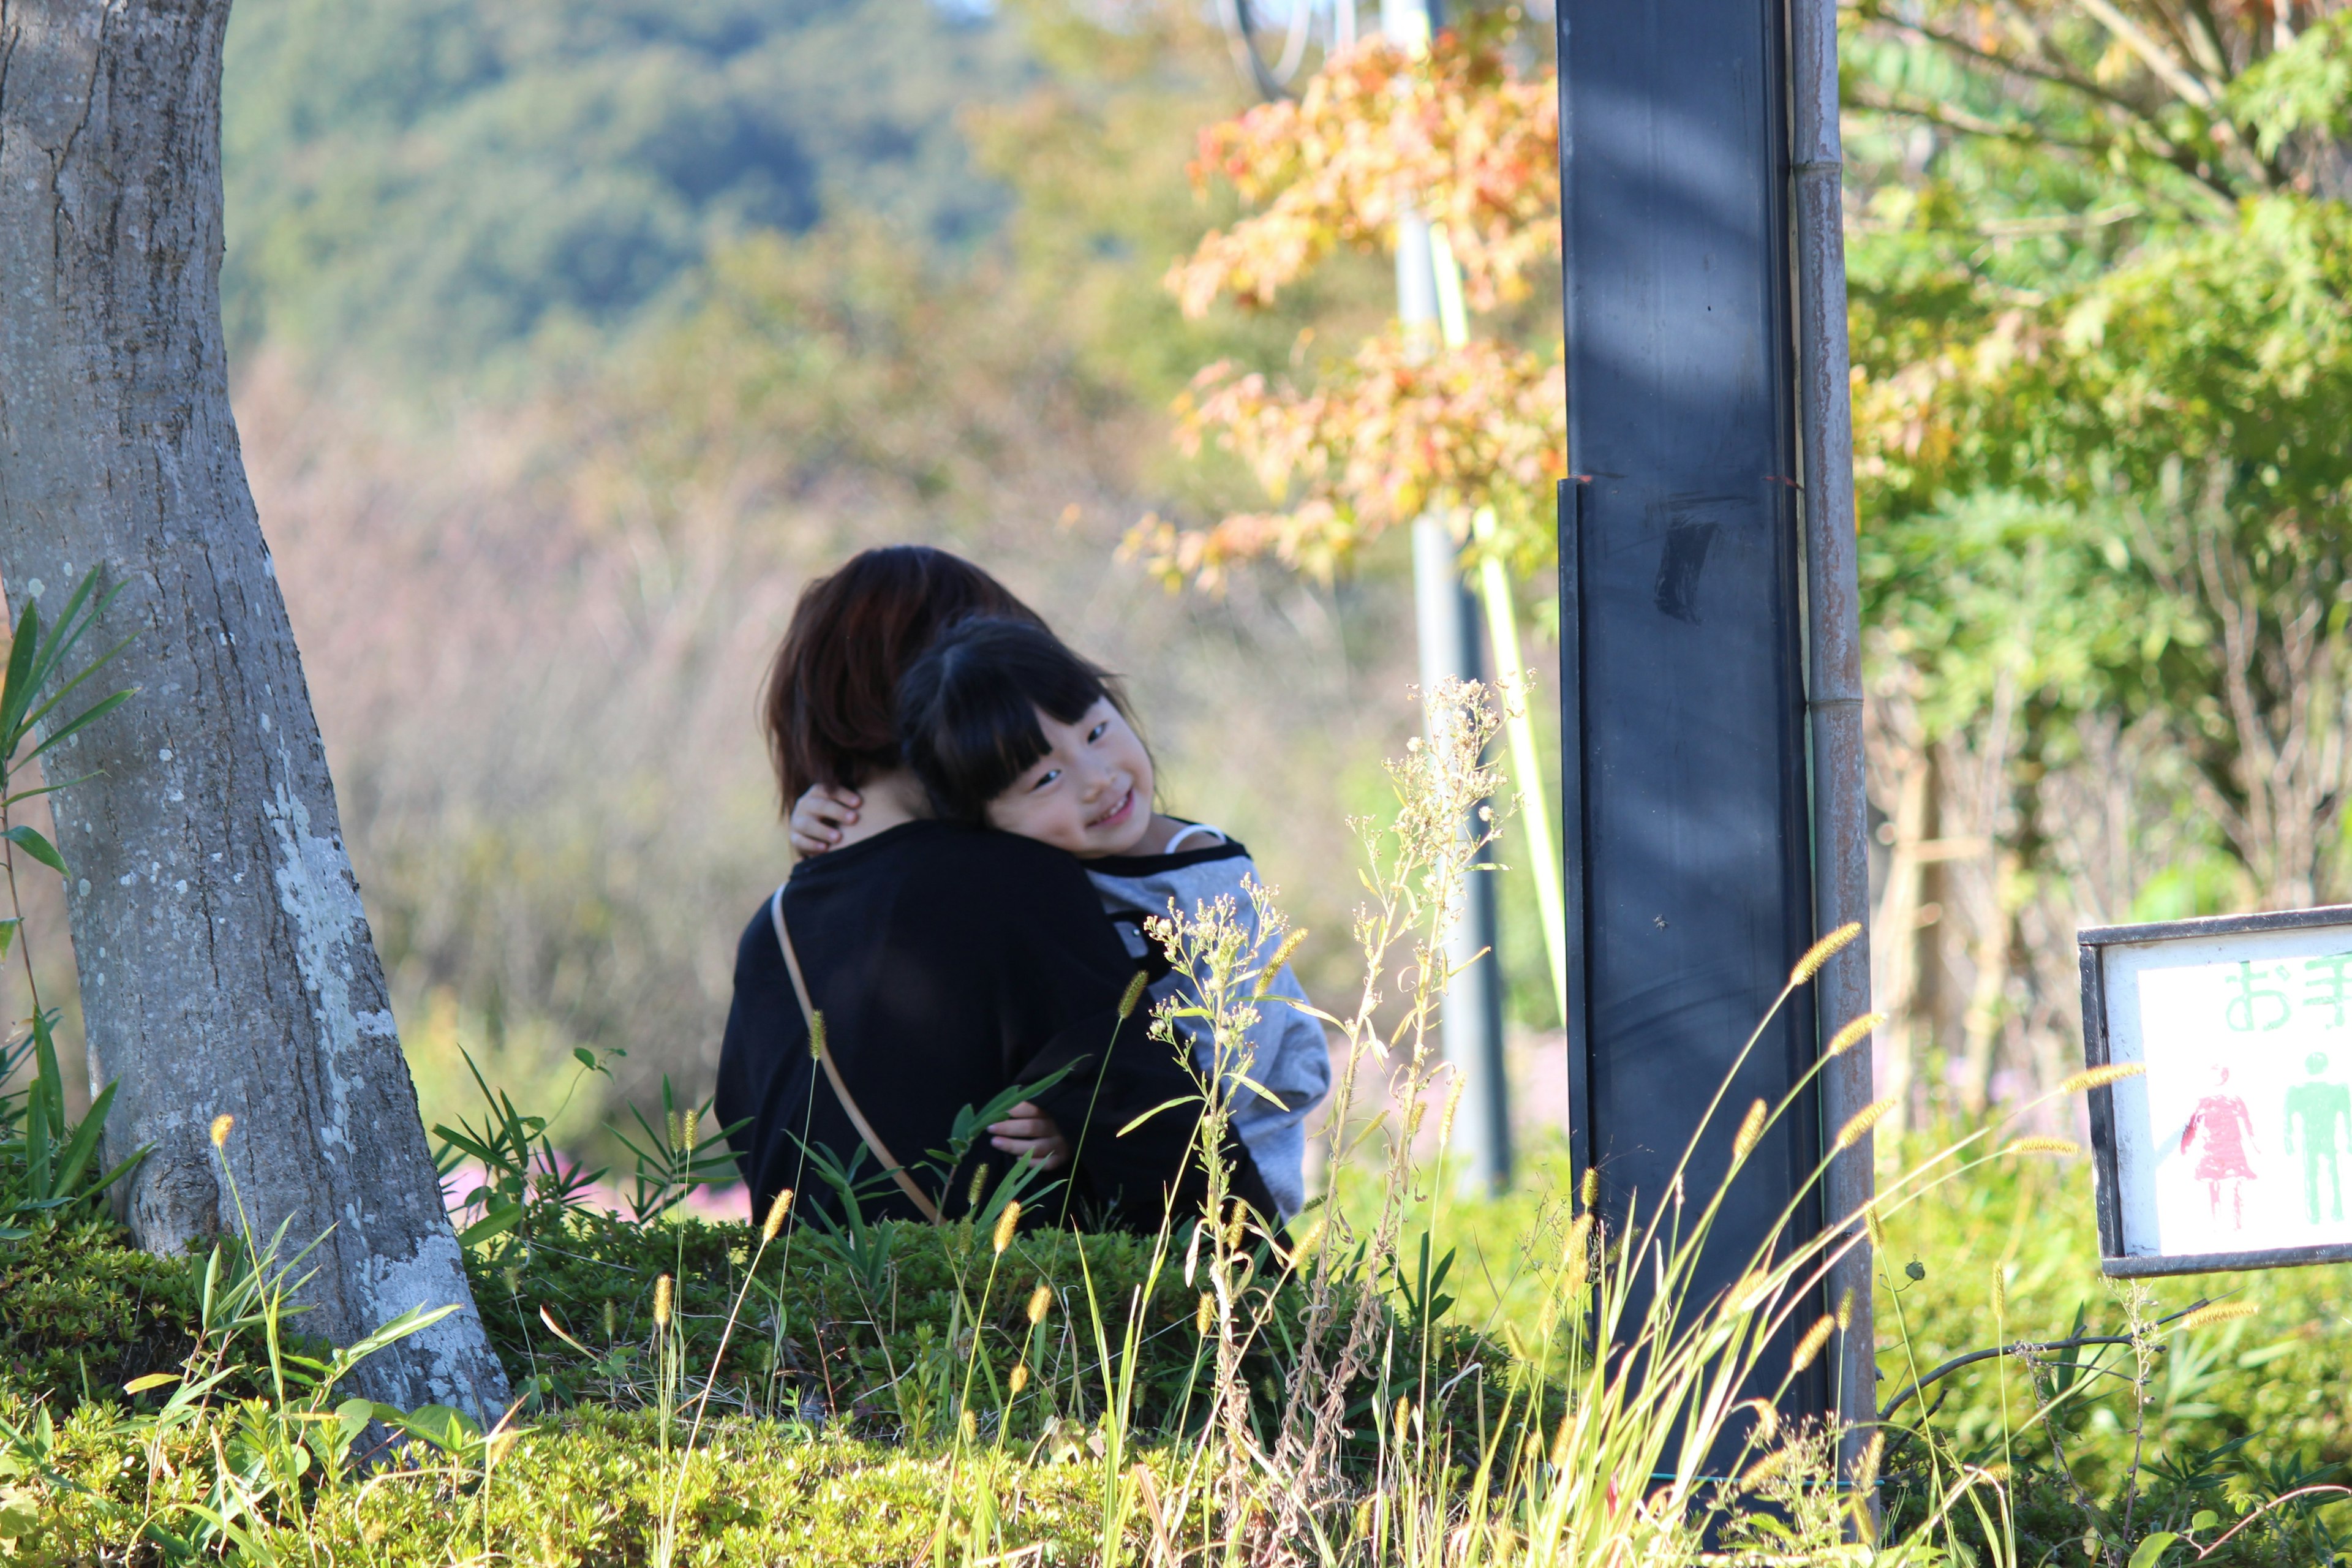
[0,0,509,1420]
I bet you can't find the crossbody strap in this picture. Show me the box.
[769,884,943,1223]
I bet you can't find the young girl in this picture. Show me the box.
[889,616,1330,1221]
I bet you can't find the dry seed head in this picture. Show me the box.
[1224,1200,1246,1251]
[2003,1137,2081,1157]
[1437,1072,1466,1150]
[681,1107,699,1153]
[2181,1301,2258,1333]
[1833,1096,1898,1152]
[1741,1447,1792,1488]
[960,1408,977,1441]
[761,1188,794,1243]
[1196,1294,1216,1335]
[2060,1063,2145,1095]
[809,1010,827,1061]
[968,1163,990,1212]
[209,1114,234,1148]
[1027,1284,1054,1325]
[485,1428,523,1468]
[653,1274,673,1329]
[1825,1011,1887,1058]
[1118,970,1149,1021]
[1393,1396,1412,1436]
[1856,1431,1885,1491]
[1790,1313,1836,1374]
[1562,1212,1593,1272]
[1009,1362,1030,1396]
[1864,1202,1886,1253]
[1732,1098,1769,1163]
[1255,927,1310,997]
[1750,1400,1780,1445]
[1836,1287,1854,1334]
[1991,1265,2007,1322]
[1789,922,1862,986]
[1578,1166,1600,1211]
[993,1200,1022,1256]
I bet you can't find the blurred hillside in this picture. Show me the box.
[220,0,1030,381]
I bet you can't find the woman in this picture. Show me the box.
[715,546,1196,1231]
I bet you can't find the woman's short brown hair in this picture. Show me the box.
[763,546,1045,810]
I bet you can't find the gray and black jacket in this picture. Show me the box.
[1085,827,1330,1219]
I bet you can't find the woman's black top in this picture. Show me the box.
[715,820,1271,1232]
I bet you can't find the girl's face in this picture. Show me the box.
[986,698,1155,859]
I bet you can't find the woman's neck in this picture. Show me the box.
[831,767,927,850]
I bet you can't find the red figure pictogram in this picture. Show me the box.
[2180,1065,2261,1231]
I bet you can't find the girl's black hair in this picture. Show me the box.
[897,617,1130,823]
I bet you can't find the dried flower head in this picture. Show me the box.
[1789,922,1862,986]
[653,1274,673,1329]
[1732,1098,1769,1163]
[209,1114,235,1148]
[2003,1137,2081,1157]
[761,1188,794,1243]
[1825,1011,1886,1058]
[1790,1312,1836,1374]
[1027,1284,1054,1325]
[2180,1300,2258,1333]
[2060,1063,2144,1095]
[993,1200,1021,1256]
[1833,1096,1898,1152]
[1009,1362,1030,1396]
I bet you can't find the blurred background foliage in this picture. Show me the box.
[3,0,2347,1210]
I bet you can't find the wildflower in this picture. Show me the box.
[1789,922,1861,986]
[2003,1137,2081,1157]
[761,1188,793,1243]
[653,1274,673,1330]
[1825,1011,1885,1057]
[209,1114,234,1148]
[1009,1362,1030,1396]
[1833,1096,1898,1152]
[1790,1313,1836,1374]
[2060,1063,2144,1095]
[1732,1098,1769,1162]
[1027,1284,1053,1325]
[2180,1301,2257,1333]
[993,1200,1021,1256]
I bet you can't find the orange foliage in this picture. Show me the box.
[1151,24,1564,589]
[1166,28,1558,319]
[1131,333,1564,589]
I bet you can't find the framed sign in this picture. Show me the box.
[2081,906,2352,1276]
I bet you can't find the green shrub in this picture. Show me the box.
[0,1220,198,1407]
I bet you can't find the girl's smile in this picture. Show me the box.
[985,698,1156,858]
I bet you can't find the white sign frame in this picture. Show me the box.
[2082,905,2352,1277]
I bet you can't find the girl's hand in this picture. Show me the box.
[790,783,862,856]
[988,1101,1071,1172]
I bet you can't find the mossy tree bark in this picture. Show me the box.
[0,0,509,1420]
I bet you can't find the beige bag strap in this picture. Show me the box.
[769,884,943,1223]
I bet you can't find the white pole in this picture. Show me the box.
[1387,0,1510,1193]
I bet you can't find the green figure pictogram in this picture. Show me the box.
[2225,960,2293,1032]
[2306,953,2352,1028]
[2284,1052,2352,1225]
